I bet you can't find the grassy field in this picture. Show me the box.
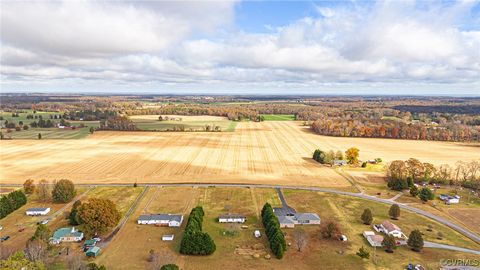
[261,114,296,121]
[129,115,237,132]
[95,187,479,270]
[1,110,100,139]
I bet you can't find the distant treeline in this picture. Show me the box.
[394,105,480,115]
[311,118,479,142]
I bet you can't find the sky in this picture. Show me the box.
[1,0,480,96]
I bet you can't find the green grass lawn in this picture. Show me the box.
[131,119,237,132]
[260,114,296,121]
[1,110,100,139]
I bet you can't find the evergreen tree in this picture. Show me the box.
[356,246,370,259]
[419,188,434,202]
[409,185,419,197]
[407,229,424,252]
[389,204,401,220]
[68,200,82,225]
[361,208,373,225]
[382,235,396,253]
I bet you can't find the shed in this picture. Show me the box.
[162,235,174,241]
[86,246,101,257]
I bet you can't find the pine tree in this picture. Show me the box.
[407,229,424,252]
[409,185,419,197]
[389,204,401,220]
[356,246,370,259]
[361,208,373,225]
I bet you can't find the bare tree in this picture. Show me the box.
[293,228,308,252]
[37,179,50,202]
[24,239,47,263]
[147,250,161,270]
[67,253,86,270]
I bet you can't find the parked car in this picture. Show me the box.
[1,236,10,242]
[339,235,348,242]
[93,237,101,242]
[39,218,51,225]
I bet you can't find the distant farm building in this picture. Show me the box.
[86,246,101,257]
[50,227,84,244]
[26,207,50,216]
[218,214,246,223]
[137,214,183,227]
[333,160,347,166]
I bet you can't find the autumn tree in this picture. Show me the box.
[320,220,341,239]
[389,204,400,220]
[345,147,360,165]
[76,198,121,237]
[52,179,76,203]
[24,239,47,264]
[407,230,424,252]
[361,208,373,225]
[406,158,425,182]
[23,179,36,195]
[36,180,50,202]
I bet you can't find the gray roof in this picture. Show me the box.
[273,207,295,216]
[26,207,49,212]
[138,214,182,222]
[218,214,246,219]
[294,213,320,221]
[277,215,295,224]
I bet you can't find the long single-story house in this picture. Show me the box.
[137,214,183,227]
[363,231,384,247]
[50,227,84,244]
[26,207,51,216]
[218,214,247,223]
[374,221,405,238]
[273,207,320,228]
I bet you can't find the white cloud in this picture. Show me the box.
[1,0,479,95]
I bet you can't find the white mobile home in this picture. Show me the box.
[218,214,247,223]
[26,207,51,216]
[137,214,183,227]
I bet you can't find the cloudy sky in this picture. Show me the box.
[1,0,479,95]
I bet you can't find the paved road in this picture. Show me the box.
[275,188,296,213]
[424,241,480,255]
[3,182,479,245]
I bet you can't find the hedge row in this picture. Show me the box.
[0,190,27,219]
[261,203,286,259]
[179,206,216,255]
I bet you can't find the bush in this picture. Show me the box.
[356,246,370,259]
[389,204,401,220]
[52,179,76,203]
[320,221,341,239]
[23,179,36,195]
[180,206,216,255]
[160,264,179,270]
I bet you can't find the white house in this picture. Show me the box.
[50,227,84,244]
[363,231,384,247]
[137,214,183,227]
[26,207,51,216]
[439,194,460,204]
[218,214,246,223]
[376,221,405,238]
[162,235,174,241]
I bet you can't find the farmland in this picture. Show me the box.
[129,115,237,132]
[1,121,478,185]
[260,114,296,121]
[95,187,480,270]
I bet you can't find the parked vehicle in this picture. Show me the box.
[1,236,10,242]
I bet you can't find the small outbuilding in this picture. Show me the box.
[26,207,51,216]
[254,230,261,238]
[85,246,101,257]
[162,235,174,241]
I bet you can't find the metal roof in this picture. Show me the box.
[26,207,50,212]
[138,214,182,222]
[218,214,246,219]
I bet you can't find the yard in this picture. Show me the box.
[93,187,479,270]
[260,114,296,121]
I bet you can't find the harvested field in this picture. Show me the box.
[446,208,480,235]
[1,122,478,185]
